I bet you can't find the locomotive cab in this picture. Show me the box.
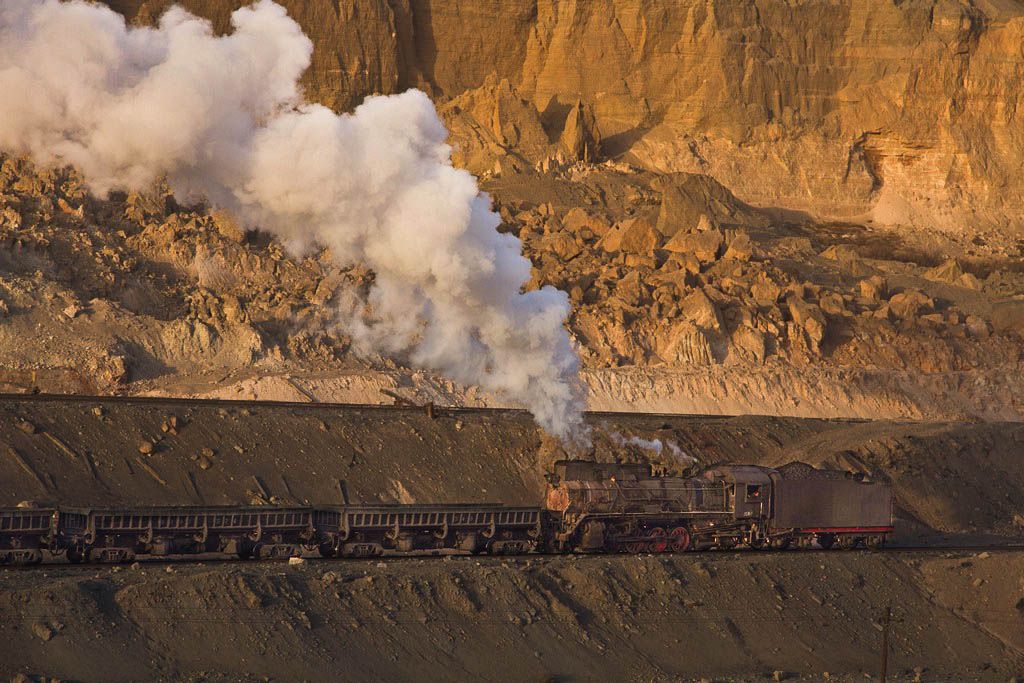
[701,465,773,521]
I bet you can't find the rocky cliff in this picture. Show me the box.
[110,0,1024,238]
[0,0,1019,421]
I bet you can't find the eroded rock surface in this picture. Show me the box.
[110,0,1024,237]
[0,2,1020,420]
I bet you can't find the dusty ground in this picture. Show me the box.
[2,549,1023,682]
[0,396,1023,681]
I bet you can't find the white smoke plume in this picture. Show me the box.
[0,0,588,440]
[609,432,696,466]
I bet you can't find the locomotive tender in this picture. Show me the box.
[0,460,892,565]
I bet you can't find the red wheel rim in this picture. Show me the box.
[669,526,690,552]
[649,527,668,553]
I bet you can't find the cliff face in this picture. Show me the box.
[111,0,1024,237]
[2,0,1011,420]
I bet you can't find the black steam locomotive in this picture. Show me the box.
[0,460,892,565]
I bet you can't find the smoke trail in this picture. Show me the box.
[0,0,587,440]
[609,432,696,465]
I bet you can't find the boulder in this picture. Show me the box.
[818,292,846,316]
[723,231,753,261]
[559,100,601,163]
[87,351,129,388]
[923,258,964,284]
[958,272,983,290]
[652,172,763,237]
[656,188,718,237]
[540,230,582,261]
[888,289,934,320]
[965,314,990,338]
[873,303,894,321]
[819,245,859,262]
[787,296,826,347]
[680,289,723,331]
[614,270,647,307]
[598,218,662,255]
[562,207,611,237]
[667,251,702,275]
[664,229,724,263]
[440,75,550,173]
[212,209,245,243]
[650,268,693,295]
[623,254,657,269]
[751,277,784,306]
[858,275,888,301]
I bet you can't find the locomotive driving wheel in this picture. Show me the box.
[669,526,691,552]
[648,527,668,553]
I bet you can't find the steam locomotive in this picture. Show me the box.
[0,460,893,565]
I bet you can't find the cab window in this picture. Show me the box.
[745,484,763,502]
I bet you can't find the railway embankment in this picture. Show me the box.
[0,395,1022,545]
[2,549,1023,681]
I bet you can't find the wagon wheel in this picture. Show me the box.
[865,536,885,550]
[648,527,668,553]
[318,540,339,558]
[669,526,691,553]
[816,533,836,550]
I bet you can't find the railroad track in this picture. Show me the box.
[3,543,1023,572]
[0,390,875,424]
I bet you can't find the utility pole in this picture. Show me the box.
[880,603,892,682]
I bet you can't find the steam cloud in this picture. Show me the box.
[0,0,587,440]
[608,432,696,466]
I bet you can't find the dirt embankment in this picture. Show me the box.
[1,395,1023,544]
[0,399,1022,681]
[2,550,1023,682]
